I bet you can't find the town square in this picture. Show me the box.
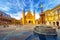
[0,0,60,40]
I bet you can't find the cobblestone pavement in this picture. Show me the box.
[0,24,60,40]
[0,24,39,40]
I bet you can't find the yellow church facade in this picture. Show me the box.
[21,10,36,25]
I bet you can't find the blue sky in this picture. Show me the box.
[0,0,60,20]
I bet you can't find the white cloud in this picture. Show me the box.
[16,0,23,10]
[6,2,12,6]
[9,12,40,20]
[35,13,40,19]
[44,0,60,11]
[0,6,10,11]
[9,12,22,20]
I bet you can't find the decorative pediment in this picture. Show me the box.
[25,11,34,19]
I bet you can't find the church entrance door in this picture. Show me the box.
[29,21,31,23]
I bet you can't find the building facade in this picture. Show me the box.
[40,5,60,26]
[45,5,60,26]
[0,11,13,25]
[22,10,36,25]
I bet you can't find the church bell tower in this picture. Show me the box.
[22,9,25,24]
[33,10,35,24]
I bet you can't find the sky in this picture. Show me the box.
[0,0,60,20]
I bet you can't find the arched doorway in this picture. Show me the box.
[53,22,55,26]
[29,21,31,23]
[56,22,59,26]
[28,21,32,24]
